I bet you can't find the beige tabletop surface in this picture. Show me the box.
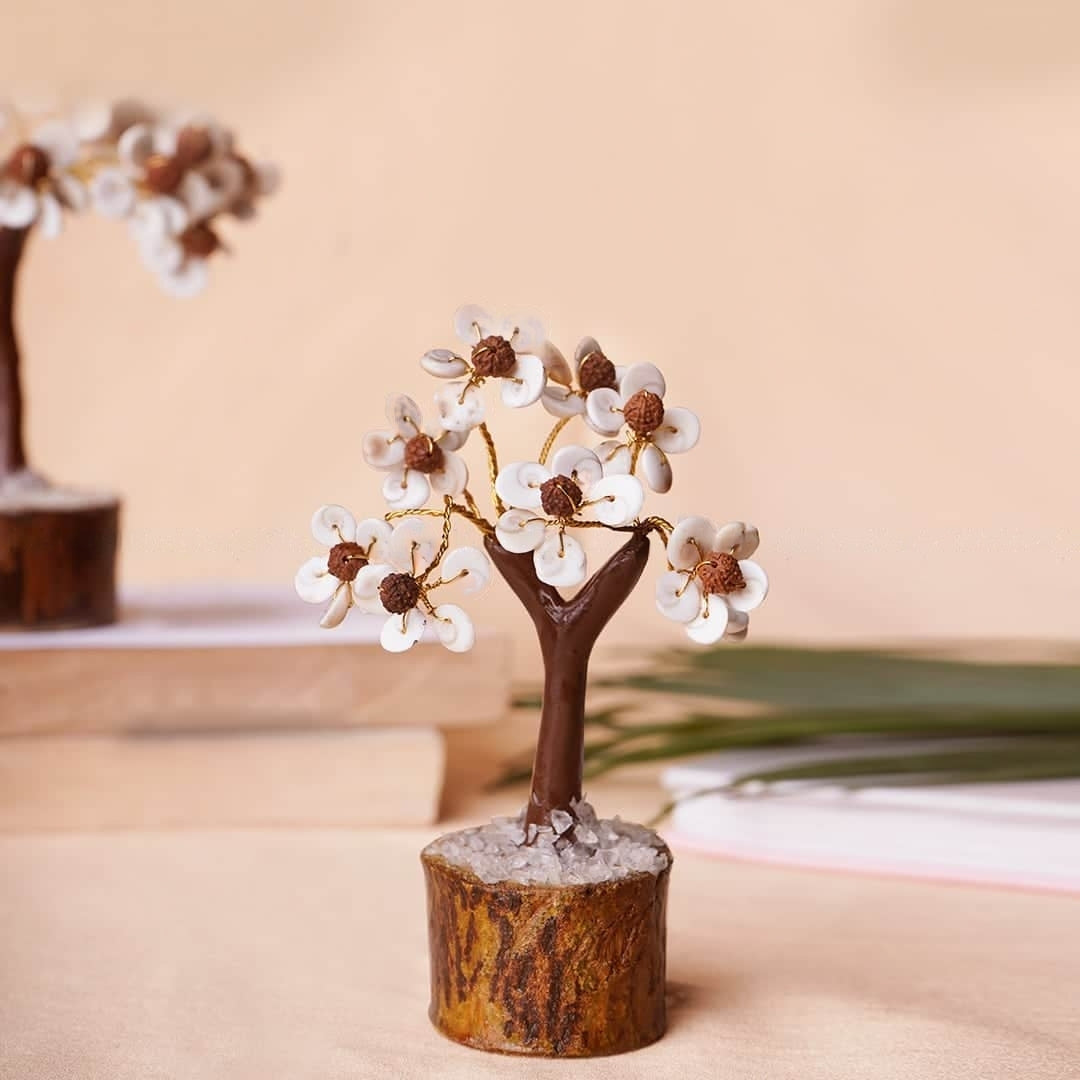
[1,771,1078,1080]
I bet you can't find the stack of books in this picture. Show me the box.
[0,585,510,829]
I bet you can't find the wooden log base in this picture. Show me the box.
[0,494,120,630]
[421,839,671,1057]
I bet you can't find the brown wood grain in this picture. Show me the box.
[422,848,670,1057]
[0,501,119,630]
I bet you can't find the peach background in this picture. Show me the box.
[1,1,1076,668]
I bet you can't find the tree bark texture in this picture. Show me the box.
[422,849,670,1056]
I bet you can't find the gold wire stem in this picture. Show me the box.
[538,415,573,466]
[384,508,444,521]
[478,422,504,515]
[629,440,644,474]
[418,497,456,584]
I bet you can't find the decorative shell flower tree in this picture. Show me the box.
[0,100,277,628]
[296,305,768,1057]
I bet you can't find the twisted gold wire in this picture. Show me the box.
[478,422,504,515]
[538,415,573,466]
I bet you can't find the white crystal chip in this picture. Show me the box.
[422,799,671,886]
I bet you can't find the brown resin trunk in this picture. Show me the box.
[0,226,120,630]
[422,849,670,1056]
[484,529,651,830]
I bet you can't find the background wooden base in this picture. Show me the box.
[422,843,670,1057]
[0,498,119,630]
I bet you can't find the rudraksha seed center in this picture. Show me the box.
[471,335,517,378]
[623,389,665,435]
[404,434,445,474]
[379,572,421,614]
[697,552,746,595]
[327,541,367,582]
[540,474,584,519]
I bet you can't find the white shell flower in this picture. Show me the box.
[294,505,393,629]
[426,305,548,431]
[587,363,701,494]
[362,393,469,511]
[493,445,644,588]
[656,517,767,644]
[0,123,84,237]
[129,195,212,298]
[358,518,491,654]
[540,336,625,420]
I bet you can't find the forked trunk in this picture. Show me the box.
[485,530,651,829]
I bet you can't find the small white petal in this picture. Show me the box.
[436,427,468,453]
[53,172,88,211]
[495,461,549,511]
[539,341,573,387]
[354,518,393,562]
[506,315,545,355]
[578,474,644,526]
[138,234,184,274]
[382,467,431,510]
[441,546,491,593]
[584,386,624,436]
[433,603,475,653]
[72,101,115,142]
[656,571,703,624]
[361,429,405,470]
[533,530,587,588]
[639,443,673,494]
[495,508,547,553]
[736,526,761,560]
[724,609,750,639]
[132,196,187,239]
[714,521,747,554]
[352,563,393,612]
[686,602,730,645]
[294,555,337,603]
[651,406,701,455]
[714,522,760,559]
[178,170,220,221]
[320,584,353,629]
[254,161,281,196]
[36,192,62,238]
[453,304,496,345]
[574,336,604,366]
[118,122,155,167]
[32,121,79,168]
[159,259,208,298]
[434,382,485,432]
[726,560,768,613]
[596,439,632,476]
[541,384,585,418]
[430,449,468,496]
[388,517,438,574]
[420,348,468,379]
[311,504,357,546]
[386,393,424,437]
[667,516,718,571]
[620,362,667,400]
[500,353,546,408]
[553,447,604,492]
[381,608,427,652]
[0,184,38,228]
[90,167,136,219]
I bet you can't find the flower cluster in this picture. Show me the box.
[296,507,489,652]
[0,100,277,296]
[296,305,768,652]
